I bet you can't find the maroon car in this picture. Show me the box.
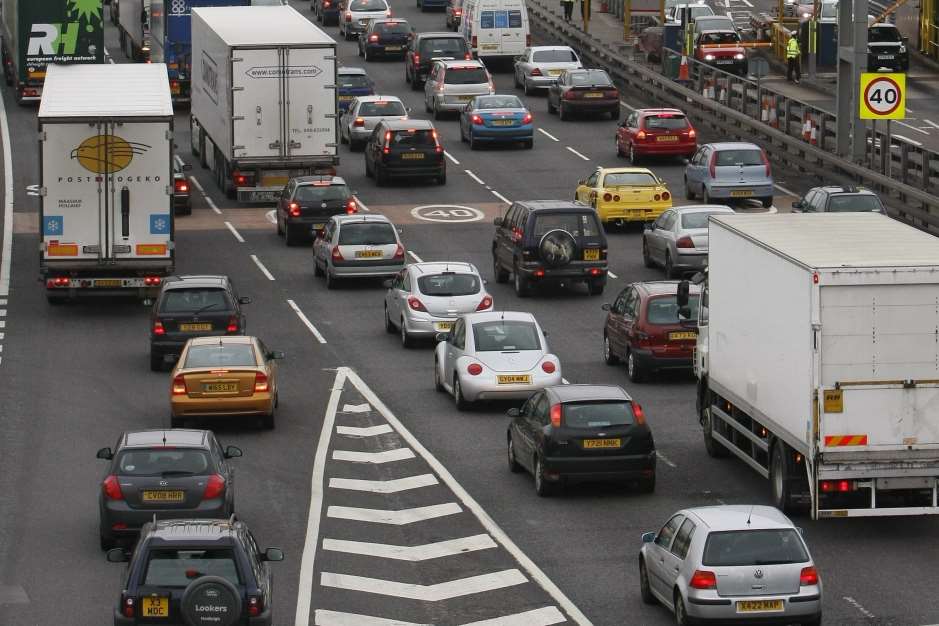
[601,281,700,382]
[547,68,620,121]
[616,108,697,164]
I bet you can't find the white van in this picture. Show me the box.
[461,0,530,61]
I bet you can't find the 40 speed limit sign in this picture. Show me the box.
[859,73,905,120]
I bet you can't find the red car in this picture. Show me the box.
[601,280,700,382]
[616,108,697,164]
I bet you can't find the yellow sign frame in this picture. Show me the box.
[859,73,906,120]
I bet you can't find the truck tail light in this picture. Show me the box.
[103,475,124,500]
[819,479,855,493]
[254,372,269,392]
[407,296,427,312]
[288,202,301,217]
[676,235,695,248]
[476,295,492,310]
[631,402,646,424]
[467,363,483,375]
[233,171,248,186]
[690,570,717,589]
[800,566,819,586]
[550,403,561,427]
[153,320,166,336]
[48,277,70,288]
[172,374,187,396]
[203,474,226,499]
[144,276,161,286]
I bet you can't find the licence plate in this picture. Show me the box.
[582,438,621,449]
[95,279,122,287]
[730,190,753,197]
[248,190,280,203]
[339,95,353,101]
[491,120,515,126]
[179,323,212,332]
[877,54,894,59]
[656,135,679,142]
[458,95,473,101]
[584,92,603,98]
[261,175,289,188]
[716,59,733,64]
[204,382,238,392]
[736,600,784,613]
[481,43,499,50]
[669,331,697,340]
[141,596,170,617]
[142,490,185,503]
[359,19,369,24]
[356,250,383,258]
[434,321,454,332]
[385,45,402,51]
[401,152,425,159]
[497,374,532,385]
[583,248,600,261]
[548,69,561,76]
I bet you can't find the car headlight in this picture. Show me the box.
[735,53,745,60]
[704,54,715,61]
[899,44,906,53]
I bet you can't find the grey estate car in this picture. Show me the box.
[642,205,734,278]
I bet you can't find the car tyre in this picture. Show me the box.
[493,255,509,283]
[534,456,554,496]
[513,267,530,297]
[434,359,444,392]
[800,616,823,626]
[559,102,569,121]
[433,101,444,120]
[340,130,348,144]
[664,252,677,279]
[285,223,301,246]
[684,178,695,200]
[325,269,338,290]
[150,351,163,372]
[524,138,534,149]
[454,376,469,411]
[507,435,522,473]
[384,305,396,333]
[263,401,276,430]
[761,196,773,208]
[603,333,619,365]
[637,473,655,493]
[702,188,711,204]
[100,533,114,551]
[468,131,477,150]
[547,97,557,114]
[639,558,657,605]
[629,143,639,165]
[627,350,644,383]
[400,318,414,348]
[588,279,604,296]
[523,78,532,95]
[437,169,447,185]
[771,441,797,513]
[642,239,654,268]
[674,591,690,626]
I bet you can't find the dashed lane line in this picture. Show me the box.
[329,474,439,494]
[322,534,497,561]
[619,100,636,111]
[893,134,923,147]
[206,196,222,215]
[332,448,416,464]
[537,128,559,142]
[224,221,244,243]
[356,197,371,212]
[286,299,328,344]
[773,183,797,197]
[465,169,485,185]
[0,73,12,298]
[174,155,185,170]
[327,503,463,525]
[408,250,424,263]
[925,119,939,131]
[250,254,275,281]
[566,146,590,161]
[188,176,205,193]
[444,151,461,165]
[608,271,618,279]
[342,403,371,413]
[656,451,678,468]
[265,210,277,225]
[319,569,528,602]
[896,120,929,136]
[491,190,511,204]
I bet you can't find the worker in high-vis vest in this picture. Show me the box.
[786,32,801,84]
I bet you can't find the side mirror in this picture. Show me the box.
[677,280,690,308]
[405,107,411,113]
[641,531,656,543]
[796,526,805,536]
[239,296,252,305]
[382,279,394,288]
[542,330,549,338]
[262,547,285,562]
[507,407,521,417]
[267,351,285,360]
[96,447,113,460]
[224,445,243,459]
[493,216,503,227]
[435,332,450,343]
[106,548,129,563]
[601,303,611,311]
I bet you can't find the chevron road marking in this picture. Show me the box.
[342,402,371,413]
[332,448,415,463]
[328,474,438,493]
[326,503,462,525]
[320,569,528,601]
[336,424,394,437]
[322,533,497,561]
[314,610,427,626]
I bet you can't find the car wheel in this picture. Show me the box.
[411,72,422,91]
[702,405,729,458]
[674,591,690,626]
[325,269,338,290]
[559,102,569,121]
[314,257,324,277]
[365,156,374,178]
[761,196,773,208]
[150,351,163,372]
[603,333,619,365]
[684,178,696,200]
[400,318,414,348]
[664,252,676,279]
[460,123,467,142]
[639,558,657,605]
[493,254,509,283]
[468,131,477,150]
[642,239,654,268]
[384,305,396,333]
[587,279,604,296]
[627,350,644,383]
[358,44,364,58]
[263,402,276,430]
[799,616,822,626]
[454,376,469,411]
[771,441,798,513]
[637,472,655,493]
[523,78,532,95]
[340,129,348,144]
[285,223,300,247]
[629,143,639,165]
[507,435,522,473]
[433,100,444,120]
[434,359,444,392]
[375,164,387,186]
[524,138,534,149]
[425,95,432,113]
[514,267,530,297]
[405,66,411,84]
[534,456,554,496]
[547,97,557,114]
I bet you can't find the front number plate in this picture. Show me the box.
[141,596,170,617]
[142,490,185,503]
[180,323,212,332]
[204,383,238,392]
[736,600,784,613]
[582,438,621,449]
[730,190,753,197]
[497,374,532,385]
[583,248,600,261]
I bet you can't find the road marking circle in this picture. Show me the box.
[410,205,485,223]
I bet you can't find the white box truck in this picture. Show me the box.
[190,5,339,203]
[693,213,939,519]
[39,63,174,303]
[116,0,153,63]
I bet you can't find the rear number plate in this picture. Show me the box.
[434,321,454,331]
[669,331,697,340]
[180,323,212,332]
[491,120,515,126]
[401,152,425,159]
[356,250,383,258]
[584,92,603,98]
[95,279,122,287]
[204,383,238,392]
[339,95,353,101]
[656,135,679,142]
[737,600,784,613]
[313,223,325,231]
[142,490,185,503]
[548,69,561,76]
[497,374,532,384]
[730,190,753,197]
[583,248,600,261]
[877,54,894,59]
[582,438,621,449]
[141,596,170,617]
[385,45,402,51]
[481,43,499,50]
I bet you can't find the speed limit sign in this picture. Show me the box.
[859,73,905,120]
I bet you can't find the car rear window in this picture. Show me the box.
[390,128,435,147]
[476,95,523,109]
[563,401,634,428]
[338,222,397,245]
[646,294,700,324]
[420,38,466,57]
[350,0,386,10]
[827,194,883,213]
[533,212,601,238]
[604,172,657,186]
[570,70,612,86]
[359,100,407,117]
[144,549,241,587]
[377,22,410,35]
[295,184,348,203]
[117,449,211,476]
[643,114,689,130]
[444,66,489,84]
[681,210,728,229]
[473,320,541,351]
[184,343,257,369]
[714,149,763,166]
[533,49,577,62]
[160,288,230,314]
[338,74,371,89]
[418,273,480,296]
[702,529,810,566]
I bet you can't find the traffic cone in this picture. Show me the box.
[768,98,778,128]
[810,121,818,145]
[678,56,689,81]
[802,113,812,141]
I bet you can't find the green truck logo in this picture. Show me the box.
[25,0,102,61]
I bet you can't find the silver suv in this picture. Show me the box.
[424,60,494,119]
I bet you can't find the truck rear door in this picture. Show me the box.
[819,283,939,453]
[284,46,337,160]
[232,47,283,159]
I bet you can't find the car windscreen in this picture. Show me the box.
[418,273,481,296]
[359,100,407,117]
[295,184,349,203]
[390,128,435,147]
[116,448,211,476]
[699,31,738,45]
[533,212,601,238]
[144,549,241,587]
[702,529,810,566]
[184,343,257,369]
[338,222,397,245]
[570,70,612,86]
[473,320,541,351]
[869,26,902,42]
[644,114,689,130]
[350,0,386,10]
[714,149,763,166]
[444,67,489,84]
[159,288,230,314]
[338,74,371,89]
[681,210,729,229]
[563,401,634,428]
[604,172,657,186]
[420,38,466,57]
[646,294,700,324]
[533,49,578,62]
[476,95,523,109]
[376,22,410,35]
[826,194,884,212]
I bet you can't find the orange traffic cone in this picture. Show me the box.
[761,97,769,122]
[768,99,778,128]
[802,113,812,141]
[810,121,818,145]
[678,56,689,81]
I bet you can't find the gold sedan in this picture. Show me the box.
[574,166,672,225]
[170,336,283,429]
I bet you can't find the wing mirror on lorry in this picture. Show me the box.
[677,279,691,321]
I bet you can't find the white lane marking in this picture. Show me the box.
[0,78,12,297]
[773,183,797,196]
[619,100,636,111]
[892,134,923,146]
[224,221,244,242]
[538,128,559,142]
[323,534,497,561]
[561,378,570,384]
[337,424,394,437]
[343,367,592,624]
[465,169,486,185]
[265,209,277,224]
[0,299,6,305]
[0,320,5,328]
[286,299,328,344]
[329,474,438,493]
[332,448,416,464]
[206,196,221,215]
[566,146,590,161]
[250,254,275,281]
[0,309,5,317]
[739,0,753,6]
[188,176,205,193]
[656,451,678,468]
[320,569,528,601]
[444,150,460,165]
[608,271,618,279]
[843,596,876,619]
[174,155,185,170]
[342,402,371,413]
[491,190,511,204]
[408,250,424,263]
[314,611,427,626]
[924,119,939,131]
[0,332,4,340]
[327,502,463,525]
[355,197,371,212]
[463,607,567,626]
[896,120,929,135]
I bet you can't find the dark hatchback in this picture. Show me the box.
[276,175,358,245]
[364,119,446,185]
[359,18,412,59]
[337,67,375,112]
[405,32,472,88]
[547,68,620,121]
[107,518,283,626]
[150,276,251,371]
[507,384,656,496]
[97,429,241,550]
[312,0,341,26]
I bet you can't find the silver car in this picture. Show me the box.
[384,262,493,348]
[338,0,390,40]
[424,60,494,119]
[642,205,734,278]
[684,142,775,208]
[434,311,562,410]
[639,505,822,626]
[313,214,405,288]
[513,46,582,94]
[340,95,409,151]
[665,2,714,22]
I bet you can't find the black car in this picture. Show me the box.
[172,158,192,216]
[359,18,412,60]
[547,68,620,121]
[97,429,241,550]
[312,0,341,25]
[276,175,357,245]
[507,384,656,496]
[867,23,909,72]
[364,119,446,186]
[405,32,471,89]
[791,185,887,214]
[150,275,251,371]
[492,200,608,297]
[107,518,283,626]
[445,0,464,30]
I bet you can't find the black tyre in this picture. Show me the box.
[400,319,414,348]
[639,558,657,604]
[702,189,711,204]
[507,435,522,473]
[642,239,654,268]
[587,279,605,296]
[534,456,554,496]
[314,257,324,277]
[603,334,619,365]
[637,473,655,493]
[325,269,338,290]
[771,441,797,513]
[150,351,163,372]
[629,143,639,165]
[262,402,276,430]
[524,138,534,149]
[514,268,530,297]
[434,359,444,392]
[761,196,773,208]
[547,98,557,114]
[627,350,644,383]
[538,229,576,268]
[180,576,242,626]
[674,591,690,626]
[437,169,447,185]
[664,252,677,279]
[454,377,469,410]
[559,102,569,121]
[384,305,396,333]
[285,223,301,246]
[684,178,695,200]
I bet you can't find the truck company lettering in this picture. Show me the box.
[58,176,162,183]
[244,64,323,79]
[201,52,219,105]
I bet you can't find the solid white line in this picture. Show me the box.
[773,183,797,197]
[322,534,497,561]
[896,120,929,135]
[408,250,424,263]
[0,309,5,317]
[329,474,438,493]
[188,176,205,193]
[342,402,371,413]
[337,424,393,437]
[0,299,6,305]
[206,196,221,215]
[924,119,939,130]
[0,320,5,329]
[656,451,678,468]
[250,254,275,281]
[463,607,567,626]
[538,128,559,142]
[608,271,618,279]
[0,332,4,340]
[314,610,427,626]
[619,100,636,111]
[566,146,590,161]
[561,378,570,385]
[320,569,528,601]
[892,134,923,147]
[0,79,12,297]
[332,448,415,464]
[355,197,371,212]
[491,190,511,204]
[286,299,328,344]
[327,502,462,524]
[444,150,460,165]
[224,221,245,243]
[465,169,486,185]
[174,155,185,170]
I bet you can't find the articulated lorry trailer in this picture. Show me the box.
[693,213,939,519]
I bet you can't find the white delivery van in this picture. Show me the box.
[461,0,530,61]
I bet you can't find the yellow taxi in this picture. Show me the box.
[170,336,284,429]
[574,167,672,225]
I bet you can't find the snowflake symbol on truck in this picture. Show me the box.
[45,218,63,235]
[153,218,167,232]
[68,0,103,31]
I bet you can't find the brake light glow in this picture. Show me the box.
[289,202,301,217]
[144,276,161,286]
[413,53,420,64]
[471,114,484,125]
[383,130,392,154]
[631,402,646,424]
[174,179,188,193]
[369,34,379,42]
[203,474,226,500]
[233,172,247,186]
[531,68,542,76]
[533,268,545,278]
[153,321,166,336]
[522,112,532,124]
[689,570,717,589]
[676,235,695,248]
[467,363,483,375]
[800,566,819,586]
[476,295,493,310]
[346,199,358,214]
[345,11,352,20]
[454,8,462,14]
[172,374,187,395]
[550,403,561,427]
[353,117,365,127]
[324,0,331,6]
[386,9,392,17]
[407,296,427,312]
[541,360,556,374]
[103,475,124,500]
[47,277,70,288]
[226,316,239,333]
[820,479,854,493]
[332,246,344,261]
[393,243,406,259]
[254,372,269,393]
[688,128,696,139]
[247,596,263,617]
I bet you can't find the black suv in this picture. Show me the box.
[364,120,446,186]
[405,32,471,89]
[150,276,251,371]
[107,518,283,626]
[492,201,608,297]
[276,175,357,245]
[867,23,909,72]
[791,185,887,214]
[359,18,413,60]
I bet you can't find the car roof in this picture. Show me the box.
[633,280,702,296]
[334,213,393,224]
[704,141,761,150]
[699,28,738,34]
[355,95,403,104]
[187,335,256,347]
[163,275,229,289]
[597,166,656,175]
[410,261,476,274]
[416,31,463,39]
[121,429,208,449]
[437,59,485,68]
[670,204,735,214]
[530,45,575,51]
[683,505,795,531]
[638,108,686,115]
[516,200,595,212]
[371,17,408,23]
[379,119,435,130]
[144,519,241,544]
[464,311,536,324]
[293,175,347,186]
[338,66,368,75]
[545,384,631,403]
[810,185,876,195]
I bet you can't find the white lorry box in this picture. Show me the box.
[190,5,339,203]
[461,0,530,60]
[696,213,939,519]
[38,63,174,303]
[117,0,153,62]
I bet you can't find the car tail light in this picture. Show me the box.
[526,34,531,47]
[820,479,855,493]
[122,597,135,618]
[533,268,545,278]
[549,403,561,427]
[464,52,473,60]
[369,34,379,42]
[383,130,392,155]
[688,128,696,139]
[226,316,239,333]
[353,117,365,127]
[233,171,247,186]
[103,475,124,500]
[531,68,542,76]
[432,130,443,153]
[454,8,462,14]
[407,296,427,312]
[288,202,301,217]
[254,371,269,393]
[476,295,492,311]
[522,112,532,124]
[563,90,577,100]
[346,199,358,214]
[604,90,618,98]
[393,243,405,259]
[345,11,352,20]
[172,374,187,396]
[588,267,603,276]
[471,35,477,48]
[708,150,717,179]
[324,0,331,6]
[247,595,263,617]
[471,114,484,125]
[153,320,166,336]
[603,193,613,202]
[332,246,344,261]
[203,474,226,500]
[676,235,695,248]
[661,191,670,200]
[800,566,819,586]
[174,179,189,193]
[144,276,161,286]
[386,9,392,16]
[541,360,556,374]
[631,402,646,424]
[689,570,717,589]
[467,363,483,375]
[413,53,420,64]
[761,149,771,177]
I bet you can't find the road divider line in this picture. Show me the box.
[619,100,636,111]
[538,128,559,142]
[561,378,570,384]
[329,474,438,494]
[465,169,485,185]
[319,569,528,601]
[286,299,328,344]
[773,183,797,197]
[491,190,511,204]
[337,424,393,437]
[224,221,244,242]
[656,451,678,468]
[893,134,923,147]
[342,402,371,413]
[463,607,567,626]
[0,76,12,297]
[896,120,929,136]
[314,610,426,626]
[408,250,424,263]
[188,176,205,193]
[566,146,590,161]
[332,448,415,464]
[924,119,939,131]
[206,196,222,215]
[444,151,460,165]
[327,502,462,525]
[355,197,371,212]
[250,254,275,281]
[322,534,497,561]
[174,155,185,170]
